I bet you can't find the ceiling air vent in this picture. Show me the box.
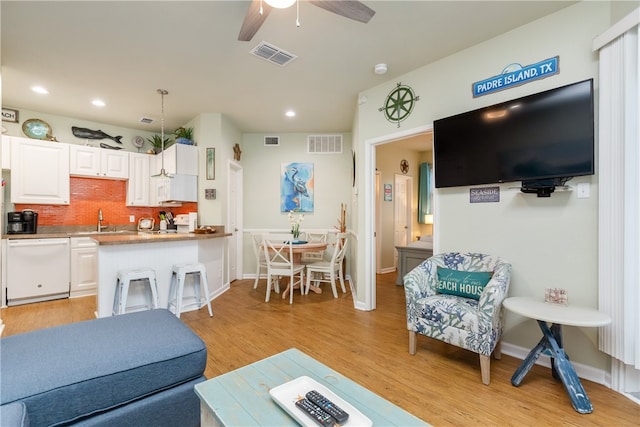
[264,136,280,146]
[139,117,154,125]
[307,135,343,154]
[250,42,297,67]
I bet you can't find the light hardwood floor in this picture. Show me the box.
[2,273,638,426]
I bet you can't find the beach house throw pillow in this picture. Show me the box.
[436,268,492,300]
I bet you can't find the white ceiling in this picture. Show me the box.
[1,1,575,136]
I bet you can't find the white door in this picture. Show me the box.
[393,174,412,268]
[228,163,243,283]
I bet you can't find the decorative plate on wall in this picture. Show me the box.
[22,118,52,140]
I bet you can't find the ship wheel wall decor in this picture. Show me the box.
[379,82,420,127]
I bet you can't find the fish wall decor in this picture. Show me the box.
[71,126,123,144]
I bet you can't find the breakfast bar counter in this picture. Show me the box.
[94,231,231,318]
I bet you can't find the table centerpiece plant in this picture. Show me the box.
[288,210,304,241]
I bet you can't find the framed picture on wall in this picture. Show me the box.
[384,184,392,201]
[206,148,215,180]
[281,162,314,213]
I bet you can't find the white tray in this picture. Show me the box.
[269,376,372,427]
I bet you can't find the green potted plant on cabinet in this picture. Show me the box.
[146,134,173,154]
[174,127,195,145]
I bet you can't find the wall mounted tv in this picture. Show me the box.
[433,79,594,196]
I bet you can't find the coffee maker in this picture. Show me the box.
[7,210,38,234]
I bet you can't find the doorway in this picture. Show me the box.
[366,124,433,310]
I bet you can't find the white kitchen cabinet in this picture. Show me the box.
[70,237,98,297]
[150,174,197,205]
[70,145,129,179]
[151,144,198,176]
[10,136,70,205]
[2,135,11,169]
[126,152,151,206]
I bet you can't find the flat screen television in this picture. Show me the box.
[433,79,594,196]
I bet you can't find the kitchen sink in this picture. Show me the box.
[68,230,137,236]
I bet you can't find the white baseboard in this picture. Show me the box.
[501,342,609,387]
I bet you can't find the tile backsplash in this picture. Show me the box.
[14,177,197,226]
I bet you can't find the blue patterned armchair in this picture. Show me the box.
[404,252,512,385]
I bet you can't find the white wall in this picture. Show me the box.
[354,1,612,369]
[241,133,352,277]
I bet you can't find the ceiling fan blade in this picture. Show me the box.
[309,1,375,24]
[238,0,272,42]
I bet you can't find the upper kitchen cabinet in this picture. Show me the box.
[11,136,70,205]
[151,144,198,176]
[70,145,129,179]
[2,135,11,169]
[126,152,150,206]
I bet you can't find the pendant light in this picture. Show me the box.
[153,89,172,178]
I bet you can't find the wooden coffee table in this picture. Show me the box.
[194,348,430,426]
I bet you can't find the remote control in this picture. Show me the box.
[306,390,349,424]
[295,398,335,427]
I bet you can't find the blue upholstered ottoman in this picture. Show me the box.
[0,309,206,427]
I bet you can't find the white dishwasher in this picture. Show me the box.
[6,238,71,306]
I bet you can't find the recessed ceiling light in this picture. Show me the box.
[92,99,106,107]
[31,86,49,94]
[285,110,296,117]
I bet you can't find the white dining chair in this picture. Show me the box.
[251,232,272,293]
[305,233,349,298]
[262,233,305,304]
[300,231,328,264]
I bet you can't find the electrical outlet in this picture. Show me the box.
[577,182,590,199]
[129,215,135,223]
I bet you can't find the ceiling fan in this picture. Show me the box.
[238,0,376,42]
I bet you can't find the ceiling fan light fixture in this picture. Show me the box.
[265,0,296,8]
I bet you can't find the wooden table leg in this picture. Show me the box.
[511,320,594,414]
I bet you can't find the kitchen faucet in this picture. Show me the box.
[97,209,108,232]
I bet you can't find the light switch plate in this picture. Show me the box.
[129,215,135,223]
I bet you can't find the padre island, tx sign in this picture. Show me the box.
[472,56,559,98]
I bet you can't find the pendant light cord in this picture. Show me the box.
[157,89,169,176]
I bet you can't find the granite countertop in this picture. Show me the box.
[90,231,231,246]
[2,225,230,245]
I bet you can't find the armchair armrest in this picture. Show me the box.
[477,259,512,326]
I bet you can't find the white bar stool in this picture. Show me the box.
[112,268,159,315]
[168,263,213,318]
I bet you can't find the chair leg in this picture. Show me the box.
[409,330,417,355]
[493,340,502,360]
[253,264,260,289]
[305,269,312,294]
[265,274,272,302]
[299,270,305,296]
[480,354,491,385]
[338,268,346,293]
[329,270,338,298]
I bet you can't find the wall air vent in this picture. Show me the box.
[307,135,343,154]
[250,42,297,67]
[139,117,154,125]
[264,136,280,146]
